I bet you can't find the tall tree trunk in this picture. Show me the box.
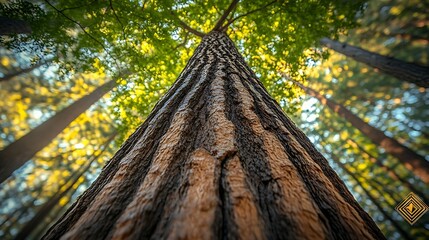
[0,59,53,82]
[294,81,429,183]
[323,150,412,240]
[43,31,384,240]
[0,80,116,184]
[0,17,32,35]
[15,133,116,240]
[320,37,429,88]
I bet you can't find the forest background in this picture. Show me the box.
[0,0,428,239]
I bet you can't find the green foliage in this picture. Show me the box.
[1,0,364,140]
[293,0,429,238]
[4,0,426,239]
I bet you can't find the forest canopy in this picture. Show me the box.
[0,0,428,239]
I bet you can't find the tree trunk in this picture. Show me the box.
[0,80,116,184]
[294,81,429,183]
[320,37,429,88]
[324,150,412,240]
[0,59,53,82]
[15,133,116,240]
[0,17,32,35]
[43,31,384,240]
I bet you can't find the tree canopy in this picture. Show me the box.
[0,0,428,239]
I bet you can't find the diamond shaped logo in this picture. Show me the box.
[395,192,428,225]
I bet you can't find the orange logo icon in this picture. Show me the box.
[395,192,428,225]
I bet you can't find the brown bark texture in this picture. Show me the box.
[295,81,429,184]
[43,31,385,240]
[326,151,412,240]
[0,80,116,184]
[320,37,429,88]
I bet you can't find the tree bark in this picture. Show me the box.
[0,17,32,35]
[294,81,429,183]
[43,31,384,240]
[0,80,116,184]
[324,150,412,240]
[320,37,429,88]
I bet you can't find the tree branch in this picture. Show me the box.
[172,32,190,51]
[220,0,277,31]
[212,0,240,31]
[174,15,205,38]
[44,0,123,72]
[108,0,126,39]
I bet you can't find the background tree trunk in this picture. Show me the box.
[15,133,116,240]
[0,17,32,35]
[43,31,384,240]
[0,80,116,184]
[0,59,53,82]
[324,150,412,240]
[294,81,429,183]
[346,138,428,202]
[320,37,429,88]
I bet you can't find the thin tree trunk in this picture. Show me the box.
[43,31,384,240]
[0,80,117,184]
[0,17,32,35]
[325,150,412,240]
[294,81,429,183]
[0,59,53,82]
[0,184,44,236]
[320,37,429,88]
[15,133,116,239]
[347,138,428,202]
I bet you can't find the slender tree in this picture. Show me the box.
[346,138,428,202]
[0,79,117,183]
[43,31,384,240]
[0,59,53,82]
[320,37,429,88]
[293,80,429,183]
[15,133,116,239]
[0,16,31,35]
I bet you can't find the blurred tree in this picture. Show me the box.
[293,80,429,183]
[0,16,31,35]
[0,58,52,82]
[320,37,429,88]
[14,132,116,239]
[0,78,117,183]
[319,144,413,240]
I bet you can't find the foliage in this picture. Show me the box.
[292,0,429,238]
[1,0,427,239]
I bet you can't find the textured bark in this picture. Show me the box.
[43,31,384,240]
[0,80,116,184]
[320,37,429,88]
[295,81,429,183]
[326,152,412,240]
[0,16,32,35]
